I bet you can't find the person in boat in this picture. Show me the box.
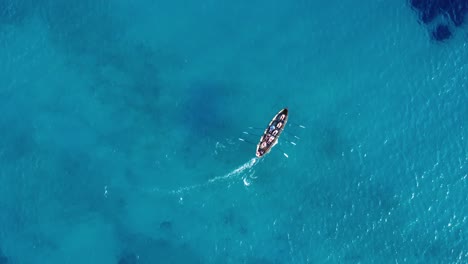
[276,122,283,129]
[260,141,267,149]
[268,124,276,133]
[267,135,275,144]
[278,114,286,121]
[272,129,279,136]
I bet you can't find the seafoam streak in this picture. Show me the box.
[148,158,258,195]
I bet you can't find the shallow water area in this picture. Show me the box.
[0,0,467,263]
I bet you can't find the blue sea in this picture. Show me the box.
[0,0,467,263]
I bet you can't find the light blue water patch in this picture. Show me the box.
[0,0,467,263]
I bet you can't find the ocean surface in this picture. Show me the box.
[0,0,467,263]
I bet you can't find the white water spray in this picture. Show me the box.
[148,157,259,195]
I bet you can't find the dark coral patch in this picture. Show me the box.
[117,253,138,264]
[410,0,468,24]
[445,0,468,26]
[409,0,468,41]
[432,24,452,41]
[410,0,439,24]
[159,220,172,231]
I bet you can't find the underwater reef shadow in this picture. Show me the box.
[0,0,36,26]
[0,110,36,163]
[0,247,8,264]
[117,233,203,264]
[180,80,236,138]
[174,79,242,170]
[220,207,249,236]
[91,42,162,119]
[409,0,468,41]
[36,0,171,166]
[38,0,163,122]
[39,0,120,56]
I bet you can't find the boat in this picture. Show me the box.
[256,108,288,158]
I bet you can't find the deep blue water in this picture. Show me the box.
[1,0,467,263]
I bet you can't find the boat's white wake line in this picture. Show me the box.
[208,157,257,183]
[149,157,258,195]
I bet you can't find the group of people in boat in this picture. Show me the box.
[256,113,287,156]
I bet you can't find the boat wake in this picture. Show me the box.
[148,157,259,195]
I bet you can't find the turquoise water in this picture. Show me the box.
[1,0,467,263]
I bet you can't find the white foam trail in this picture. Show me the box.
[208,157,257,183]
[149,157,258,195]
[243,177,251,186]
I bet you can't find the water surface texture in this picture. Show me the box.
[0,0,467,263]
